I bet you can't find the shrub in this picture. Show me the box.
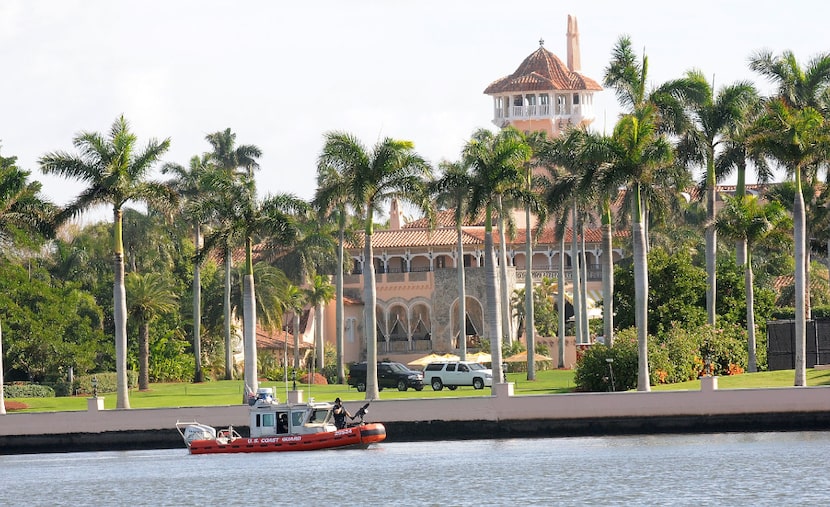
[700,323,748,375]
[4,383,55,398]
[300,372,328,385]
[74,372,138,395]
[320,364,339,384]
[574,328,639,392]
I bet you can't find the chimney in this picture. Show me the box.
[389,198,405,230]
[566,15,581,72]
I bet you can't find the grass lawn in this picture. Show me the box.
[7,367,830,413]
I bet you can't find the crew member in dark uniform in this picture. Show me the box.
[332,397,351,429]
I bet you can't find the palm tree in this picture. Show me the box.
[317,131,433,400]
[39,115,172,408]
[515,131,548,379]
[464,127,532,386]
[0,148,55,248]
[675,70,757,326]
[543,128,599,348]
[750,101,830,385]
[599,108,675,391]
[713,195,790,371]
[305,274,335,369]
[205,128,262,178]
[204,129,262,381]
[162,154,215,383]
[315,160,362,384]
[197,170,306,396]
[603,37,691,391]
[715,89,771,267]
[749,49,830,386]
[125,272,179,390]
[283,283,307,370]
[429,160,475,360]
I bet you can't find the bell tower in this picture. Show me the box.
[483,15,602,137]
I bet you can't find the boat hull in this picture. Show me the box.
[187,423,386,454]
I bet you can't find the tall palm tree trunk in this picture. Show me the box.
[1,321,6,415]
[193,222,203,383]
[705,169,717,326]
[601,197,615,346]
[293,312,301,370]
[633,189,650,392]
[557,229,566,369]
[484,211,504,385]
[242,273,258,396]
[746,252,758,372]
[579,220,590,344]
[571,207,583,345]
[794,179,807,386]
[336,215,345,384]
[736,165,748,267]
[223,248,233,380]
[496,199,513,344]
[456,222,468,361]
[525,207,535,380]
[315,304,324,369]
[113,208,131,409]
[138,322,150,390]
[363,234,380,400]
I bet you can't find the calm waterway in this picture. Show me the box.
[2,432,829,506]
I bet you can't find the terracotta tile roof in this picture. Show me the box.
[405,208,489,228]
[484,46,602,95]
[256,327,312,350]
[346,227,630,249]
[348,228,485,249]
[464,226,628,246]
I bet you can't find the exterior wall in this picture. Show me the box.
[5,384,830,453]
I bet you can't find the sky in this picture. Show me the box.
[2,0,828,223]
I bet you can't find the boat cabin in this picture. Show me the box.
[249,394,337,438]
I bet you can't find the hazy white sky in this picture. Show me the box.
[2,1,827,222]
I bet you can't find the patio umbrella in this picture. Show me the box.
[408,353,456,367]
[503,351,554,363]
[465,352,492,364]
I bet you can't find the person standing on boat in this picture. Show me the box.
[332,398,352,429]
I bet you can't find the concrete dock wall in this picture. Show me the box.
[2,380,830,454]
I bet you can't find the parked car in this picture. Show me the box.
[347,362,425,392]
[424,361,493,390]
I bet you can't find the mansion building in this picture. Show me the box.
[314,15,614,368]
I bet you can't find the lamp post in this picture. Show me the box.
[605,358,615,392]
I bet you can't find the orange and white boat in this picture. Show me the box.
[176,389,386,455]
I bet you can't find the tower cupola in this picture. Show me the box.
[483,15,602,137]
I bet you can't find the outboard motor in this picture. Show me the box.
[183,423,216,447]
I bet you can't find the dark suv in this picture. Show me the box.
[348,361,425,392]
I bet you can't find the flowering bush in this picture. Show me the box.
[574,323,748,391]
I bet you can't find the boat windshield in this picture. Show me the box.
[308,408,330,424]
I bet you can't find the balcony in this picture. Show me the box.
[515,265,602,282]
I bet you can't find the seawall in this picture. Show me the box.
[3,379,830,454]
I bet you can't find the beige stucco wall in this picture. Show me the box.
[4,381,830,437]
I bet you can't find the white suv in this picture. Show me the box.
[424,361,493,390]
